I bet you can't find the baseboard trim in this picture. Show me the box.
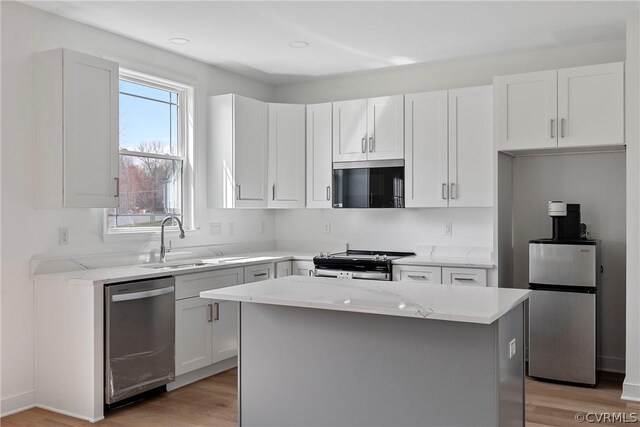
[597,356,626,373]
[33,404,104,423]
[622,381,640,402]
[167,357,237,392]
[0,390,36,417]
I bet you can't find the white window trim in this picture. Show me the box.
[103,68,196,241]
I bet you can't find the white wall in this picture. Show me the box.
[624,12,640,401]
[511,152,626,372]
[0,2,275,414]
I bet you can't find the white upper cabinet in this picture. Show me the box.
[404,91,449,208]
[333,96,404,162]
[494,70,558,151]
[35,49,119,208]
[448,86,493,208]
[208,94,268,208]
[268,103,306,208]
[333,99,368,162]
[306,103,333,208]
[405,86,493,208]
[495,62,624,152]
[557,62,624,147]
[366,95,404,161]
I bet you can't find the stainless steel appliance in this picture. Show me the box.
[105,277,175,406]
[528,240,600,385]
[332,160,404,208]
[313,250,415,281]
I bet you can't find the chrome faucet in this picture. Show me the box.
[160,215,186,263]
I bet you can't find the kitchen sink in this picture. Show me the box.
[143,262,207,270]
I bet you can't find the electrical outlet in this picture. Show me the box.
[323,222,331,234]
[228,222,234,235]
[209,222,222,236]
[443,222,452,236]
[58,227,70,245]
[509,339,516,359]
[260,220,266,234]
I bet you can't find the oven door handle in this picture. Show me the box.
[314,268,342,278]
[111,286,174,302]
[352,271,390,281]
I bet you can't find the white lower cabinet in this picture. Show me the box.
[392,265,442,283]
[442,267,487,287]
[174,268,243,377]
[276,261,293,278]
[293,260,315,277]
[244,263,275,283]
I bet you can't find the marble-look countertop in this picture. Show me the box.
[32,251,316,286]
[200,276,529,324]
[393,254,494,269]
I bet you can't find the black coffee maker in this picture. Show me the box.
[547,201,583,240]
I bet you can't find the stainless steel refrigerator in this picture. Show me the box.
[528,240,600,385]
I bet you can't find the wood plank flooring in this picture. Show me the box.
[2,370,638,426]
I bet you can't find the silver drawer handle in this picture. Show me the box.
[361,137,366,153]
[407,275,428,279]
[253,272,267,277]
[112,286,174,302]
[454,277,475,282]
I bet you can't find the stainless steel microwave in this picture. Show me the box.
[332,160,404,208]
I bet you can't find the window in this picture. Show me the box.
[106,70,193,233]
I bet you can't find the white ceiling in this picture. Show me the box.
[25,1,638,84]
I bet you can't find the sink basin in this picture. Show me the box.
[143,262,207,270]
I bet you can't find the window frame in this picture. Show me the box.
[104,68,195,239]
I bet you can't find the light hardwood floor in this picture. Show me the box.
[2,370,638,426]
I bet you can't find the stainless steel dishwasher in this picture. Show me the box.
[105,276,175,406]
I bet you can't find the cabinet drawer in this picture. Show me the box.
[393,266,442,283]
[244,263,274,283]
[442,267,487,287]
[175,267,244,300]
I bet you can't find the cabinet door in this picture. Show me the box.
[175,297,213,376]
[306,103,333,208]
[367,95,404,160]
[268,103,306,208]
[558,62,624,148]
[62,50,119,207]
[293,260,315,277]
[234,95,268,207]
[332,99,368,162]
[442,268,487,287]
[495,70,558,151]
[404,91,449,207]
[276,261,293,278]
[244,263,274,283]
[211,301,239,364]
[448,86,493,208]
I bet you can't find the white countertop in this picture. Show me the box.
[200,276,529,324]
[393,254,494,268]
[32,251,316,286]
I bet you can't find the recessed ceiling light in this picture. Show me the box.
[289,41,309,49]
[169,38,190,45]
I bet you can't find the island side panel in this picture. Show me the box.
[239,303,500,427]
[497,303,525,427]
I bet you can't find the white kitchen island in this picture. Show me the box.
[201,276,530,427]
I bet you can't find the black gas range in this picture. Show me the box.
[313,250,415,281]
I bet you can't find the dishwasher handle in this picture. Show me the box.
[111,286,174,302]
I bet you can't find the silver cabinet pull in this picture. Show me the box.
[561,118,566,138]
[361,137,366,153]
[214,302,220,321]
[272,183,276,201]
[236,185,241,200]
[326,186,331,201]
[114,177,119,198]
[441,183,448,200]
[253,272,267,277]
[450,183,456,199]
[369,137,374,152]
[550,119,555,138]
[407,275,428,280]
[454,277,475,282]
[207,304,213,322]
